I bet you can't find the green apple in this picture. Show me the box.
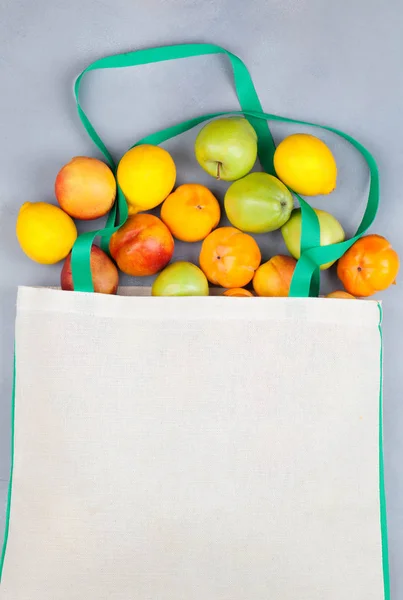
[224,172,294,233]
[194,117,257,181]
[152,262,209,296]
[281,208,345,270]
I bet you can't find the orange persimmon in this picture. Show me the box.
[199,227,261,288]
[337,234,399,297]
[223,288,254,297]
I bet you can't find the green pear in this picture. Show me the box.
[224,172,294,233]
[281,208,345,270]
[194,117,257,181]
[152,262,209,296]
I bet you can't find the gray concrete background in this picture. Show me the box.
[0,0,402,595]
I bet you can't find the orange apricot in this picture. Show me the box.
[326,291,355,299]
[161,183,220,242]
[55,156,116,220]
[253,255,297,297]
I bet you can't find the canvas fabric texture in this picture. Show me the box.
[0,286,385,599]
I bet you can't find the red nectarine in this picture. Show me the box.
[61,245,119,294]
[110,214,174,277]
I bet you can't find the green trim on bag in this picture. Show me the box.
[0,355,16,580]
[69,43,379,297]
[378,303,391,600]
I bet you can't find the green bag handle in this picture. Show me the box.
[71,44,379,298]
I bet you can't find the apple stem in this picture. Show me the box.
[216,162,222,180]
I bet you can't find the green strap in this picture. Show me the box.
[71,43,320,292]
[73,43,278,249]
[71,44,379,298]
[74,44,275,173]
[72,43,276,289]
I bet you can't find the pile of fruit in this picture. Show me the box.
[16,117,399,298]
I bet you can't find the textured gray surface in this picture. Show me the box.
[0,0,402,596]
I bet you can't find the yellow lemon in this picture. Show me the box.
[16,202,77,264]
[117,145,176,214]
[274,134,337,196]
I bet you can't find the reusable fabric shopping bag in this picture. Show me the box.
[0,45,389,600]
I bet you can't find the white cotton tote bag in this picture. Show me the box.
[0,43,390,599]
[0,287,388,600]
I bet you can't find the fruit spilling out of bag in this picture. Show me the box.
[15,117,400,298]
